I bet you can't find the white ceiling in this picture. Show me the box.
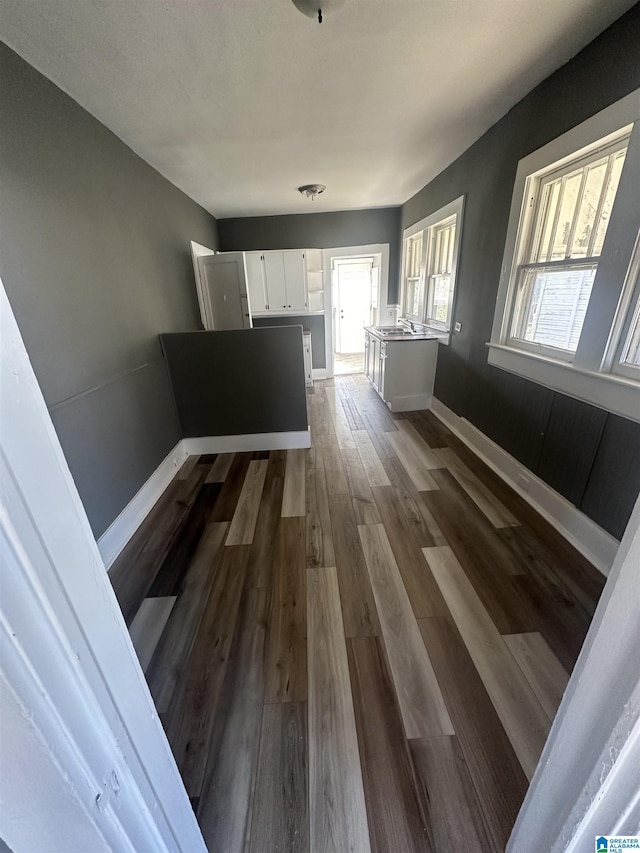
[1,0,635,218]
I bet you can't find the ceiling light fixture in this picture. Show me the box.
[291,0,345,23]
[298,184,326,200]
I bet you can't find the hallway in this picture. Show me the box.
[109,375,604,852]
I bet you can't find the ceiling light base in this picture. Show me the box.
[298,184,326,200]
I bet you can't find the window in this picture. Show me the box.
[402,196,464,332]
[489,90,640,423]
[508,139,628,359]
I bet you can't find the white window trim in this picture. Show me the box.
[489,89,640,423]
[401,195,465,337]
[607,229,640,381]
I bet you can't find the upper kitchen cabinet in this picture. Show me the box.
[246,249,310,315]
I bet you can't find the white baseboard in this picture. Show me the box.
[312,368,329,380]
[388,392,433,413]
[430,397,619,576]
[98,441,189,570]
[182,430,311,455]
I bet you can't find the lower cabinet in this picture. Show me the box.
[364,333,439,412]
[303,332,313,387]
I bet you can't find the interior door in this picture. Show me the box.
[197,253,251,330]
[334,258,374,353]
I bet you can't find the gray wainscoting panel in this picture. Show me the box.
[580,415,640,540]
[50,359,181,539]
[536,396,607,507]
[252,315,326,368]
[160,328,308,438]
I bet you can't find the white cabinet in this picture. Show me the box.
[364,330,439,411]
[245,250,310,316]
[245,252,268,313]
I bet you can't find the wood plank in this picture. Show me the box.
[226,459,268,545]
[386,430,439,491]
[372,485,447,618]
[409,736,490,853]
[358,524,453,738]
[352,429,391,488]
[395,419,442,468]
[305,463,335,569]
[145,522,228,713]
[210,451,252,522]
[265,517,307,703]
[128,595,176,671]
[162,544,250,797]
[307,566,372,853]
[434,447,519,528]
[328,494,381,638]
[205,451,235,483]
[244,449,286,589]
[320,434,349,496]
[342,448,381,525]
[147,481,222,597]
[418,616,528,853]
[197,587,268,852]
[347,636,431,853]
[249,702,309,853]
[325,388,356,450]
[503,632,569,719]
[342,397,366,431]
[282,448,306,517]
[424,470,538,635]
[423,545,550,780]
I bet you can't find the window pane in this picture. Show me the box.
[548,171,582,261]
[592,149,627,256]
[569,159,608,258]
[429,274,452,324]
[512,265,597,352]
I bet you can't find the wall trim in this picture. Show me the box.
[98,442,189,569]
[430,397,619,575]
[183,430,311,455]
[312,368,329,380]
[388,392,433,413]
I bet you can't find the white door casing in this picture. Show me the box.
[0,278,206,852]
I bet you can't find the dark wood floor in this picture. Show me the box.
[110,374,605,853]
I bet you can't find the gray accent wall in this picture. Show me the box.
[160,329,308,437]
[0,43,218,538]
[252,315,326,369]
[400,4,640,540]
[218,207,403,303]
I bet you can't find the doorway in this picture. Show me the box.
[332,255,379,375]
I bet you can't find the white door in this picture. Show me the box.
[197,253,251,330]
[263,252,288,313]
[334,258,374,353]
[283,250,307,312]
[245,252,268,313]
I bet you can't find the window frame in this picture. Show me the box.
[488,89,640,424]
[401,195,465,334]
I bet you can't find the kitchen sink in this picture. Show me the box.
[374,326,415,335]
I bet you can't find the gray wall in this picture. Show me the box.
[160,329,308,437]
[401,5,640,540]
[252,315,326,369]
[218,206,403,303]
[0,43,218,538]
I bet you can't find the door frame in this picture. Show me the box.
[0,278,206,851]
[333,255,375,355]
[322,243,390,378]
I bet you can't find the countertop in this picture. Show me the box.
[364,325,447,343]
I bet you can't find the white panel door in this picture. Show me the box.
[198,253,250,330]
[283,250,308,312]
[263,252,288,313]
[245,252,268,313]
